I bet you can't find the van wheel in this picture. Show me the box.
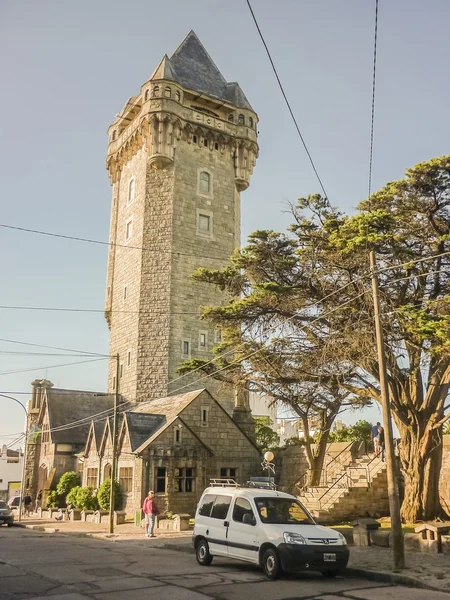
[262,548,281,580]
[322,570,340,578]
[196,539,213,566]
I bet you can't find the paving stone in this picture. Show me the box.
[85,576,164,592]
[92,585,212,600]
[343,587,450,599]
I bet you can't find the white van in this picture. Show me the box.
[193,484,349,579]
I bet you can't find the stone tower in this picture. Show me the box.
[105,32,258,414]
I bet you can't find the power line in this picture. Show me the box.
[368,0,379,200]
[0,223,231,263]
[245,0,329,200]
[0,351,108,357]
[0,337,109,357]
[0,305,201,315]
[0,357,108,377]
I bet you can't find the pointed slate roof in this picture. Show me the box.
[149,31,253,111]
[125,413,166,452]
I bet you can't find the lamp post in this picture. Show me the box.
[0,394,28,523]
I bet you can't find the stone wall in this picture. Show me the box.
[440,435,450,513]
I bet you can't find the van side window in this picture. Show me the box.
[198,494,215,517]
[232,497,254,523]
[210,495,232,520]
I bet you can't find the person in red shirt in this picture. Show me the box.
[142,490,158,537]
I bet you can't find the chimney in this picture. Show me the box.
[31,379,53,410]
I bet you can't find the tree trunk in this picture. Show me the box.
[308,438,329,487]
[397,420,445,522]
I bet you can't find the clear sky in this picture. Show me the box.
[1,0,449,445]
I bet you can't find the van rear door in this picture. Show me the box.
[203,494,232,557]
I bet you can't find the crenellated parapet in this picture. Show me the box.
[106,79,258,190]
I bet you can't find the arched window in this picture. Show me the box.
[249,117,253,128]
[228,114,234,123]
[153,85,160,97]
[193,135,197,144]
[238,114,245,125]
[144,89,149,101]
[176,90,181,101]
[164,86,171,98]
[199,171,211,194]
[112,130,116,141]
[214,142,219,151]
[128,178,135,205]
[104,464,112,481]
[204,138,208,147]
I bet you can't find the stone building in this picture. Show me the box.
[81,389,260,516]
[104,30,258,416]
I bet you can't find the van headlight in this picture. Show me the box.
[338,532,347,545]
[284,532,307,545]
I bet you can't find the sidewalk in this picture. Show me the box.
[14,517,450,593]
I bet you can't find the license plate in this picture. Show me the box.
[323,553,336,562]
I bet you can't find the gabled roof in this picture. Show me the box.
[148,31,254,111]
[132,389,203,420]
[43,388,115,446]
[124,413,166,452]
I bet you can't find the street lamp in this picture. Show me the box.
[0,394,28,523]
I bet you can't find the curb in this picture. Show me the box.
[345,567,448,594]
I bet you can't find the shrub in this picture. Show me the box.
[66,486,98,510]
[56,471,80,497]
[96,478,122,511]
[46,490,59,508]
[66,486,82,507]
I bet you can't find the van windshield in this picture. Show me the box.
[254,497,314,525]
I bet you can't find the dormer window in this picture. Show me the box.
[144,89,149,101]
[164,86,171,98]
[199,171,211,194]
[238,114,245,125]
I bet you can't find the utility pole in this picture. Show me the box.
[109,354,120,534]
[369,251,405,569]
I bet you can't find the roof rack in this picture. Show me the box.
[209,478,238,487]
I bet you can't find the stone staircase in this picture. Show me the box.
[297,453,389,523]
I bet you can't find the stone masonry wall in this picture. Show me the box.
[440,435,450,513]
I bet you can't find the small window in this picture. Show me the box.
[112,376,116,391]
[128,179,135,204]
[174,426,182,444]
[201,406,209,427]
[126,219,133,242]
[210,495,232,519]
[127,351,131,367]
[107,286,111,297]
[203,138,208,147]
[238,114,245,125]
[176,91,181,101]
[193,135,197,144]
[228,114,234,122]
[153,85,160,97]
[112,130,116,141]
[249,117,254,128]
[119,467,133,493]
[233,497,254,523]
[155,467,166,493]
[123,285,128,300]
[182,340,190,357]
[214,142,219,150]
[86,468,98,489]
[198,213,211,233]
[144,89,149,101]
[199,332,207,348]
[199,171,211,194]
[120,364,123,378]
[198,493,215,517]
[220,467,237,479]
[176,467,194,493]
[164,86,171,98]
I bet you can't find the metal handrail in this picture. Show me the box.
[285,472,308,494]
[320,442,354,486]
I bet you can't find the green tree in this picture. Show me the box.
[56,471,80,497]
[96,478,122,511]
[181,156,450,522]
[254,417,280,452]
[328,420,372,444]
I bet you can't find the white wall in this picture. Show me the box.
[0,445,23,494]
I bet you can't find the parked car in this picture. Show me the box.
[7,496,20,510]
[0,501,14,526]
[193,484,349,579]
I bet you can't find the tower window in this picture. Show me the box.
[112,376,116,391]
[228,114,234,122]
[201,406,209,427]
[238,114,245,125]
[153,85,160,97]
[123,285,128,300]
[127,350,131,366]
[249,117,254,128]
[176,91,181,101]
[144,89,149,101]
[164,86,171,98]
[112,130,116,141]
[203,138,208,147]
[125,218,133,242]
[120,364,123,378]
[193,135,197,144]
[199,171,211,194]
[182,340,190,357]
[199,331,207,349]
[214,142,219,151]
[128,178,135,205]
[198,213,211,233]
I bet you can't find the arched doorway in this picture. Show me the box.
[104,464,112,481]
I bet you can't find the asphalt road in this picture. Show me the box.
[0,527,449,600]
